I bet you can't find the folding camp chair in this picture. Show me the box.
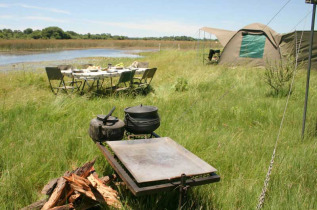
[133,68,157,88]
[45,67,80,95]
[81,63,94,69]
[112,70,136,93]
[78,64,99,93]
[57,65,82,89]
[57,65,73,70]
[136,62,149,68]
[204,49,221,64]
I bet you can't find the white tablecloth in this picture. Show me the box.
[61,68,147,80]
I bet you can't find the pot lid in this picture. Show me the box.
[124,104,158,114]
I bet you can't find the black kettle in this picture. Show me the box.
[89,107,125,141]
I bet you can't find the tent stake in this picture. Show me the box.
[301,3,316,139]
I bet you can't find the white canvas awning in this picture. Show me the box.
[200,27,236,47]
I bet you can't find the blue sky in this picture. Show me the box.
[0,0,314,37]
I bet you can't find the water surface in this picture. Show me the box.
[0,48,150,66]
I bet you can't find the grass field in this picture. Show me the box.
[0,50,316,209]
[0,39,220,52]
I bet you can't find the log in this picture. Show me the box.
[41,178,59,195]
[87,174,121,208]
[41,159,96,210]
[49,203,74,210]
[68,192,80,203]
[21,199,47,210]
[71,159,96,177]
[99,174,117,185]
[64,174,121,209]
[41,172,70,210]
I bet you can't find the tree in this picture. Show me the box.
[41,26,70,39]
[30,30,42,39]
[23,28,33,34]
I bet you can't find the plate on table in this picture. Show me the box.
[72,69,84,73]
[108,69,118,73]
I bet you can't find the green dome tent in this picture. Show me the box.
[200,23,317,68]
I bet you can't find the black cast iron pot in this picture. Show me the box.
[124,104,160,134]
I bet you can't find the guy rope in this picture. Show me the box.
[256,26,306,210]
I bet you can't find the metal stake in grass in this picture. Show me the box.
[302,1,316,139]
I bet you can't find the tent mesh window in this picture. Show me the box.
[239,34,266,58]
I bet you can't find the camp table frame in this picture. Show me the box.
[94,133,220,208]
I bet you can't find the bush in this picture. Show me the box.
[264,56,296,97]
[173,77,189,92]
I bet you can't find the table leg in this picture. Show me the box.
[81,80,86,94]
[178,174,188,210]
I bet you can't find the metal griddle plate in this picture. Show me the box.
[106,137,217,183]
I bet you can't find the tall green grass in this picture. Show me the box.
[0,50,316,209]
[0,40,220,51]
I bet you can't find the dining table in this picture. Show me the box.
[61,67,147,93]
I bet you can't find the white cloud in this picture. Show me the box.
[25,16,69,23]
[0,3,9,7]
[16,3,70,15]
[0,3,70,15]
[0,15,13,19]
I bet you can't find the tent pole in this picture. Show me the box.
[301,3,316,139]
[197,30,201,64]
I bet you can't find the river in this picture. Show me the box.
[0,48,153,66]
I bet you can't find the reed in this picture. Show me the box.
[0,39,220,51]
[0,50,316,209]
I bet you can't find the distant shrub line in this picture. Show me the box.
[0,26,198,41]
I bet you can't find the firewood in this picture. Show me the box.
[68,192,80,203]
[99,174,117,185]
[87,174,121,208]
[41,178,59,195]
[41,172,70,210]
[73,197,99,210]
[65,174,121,209]
[63,174,91,191]
[41,159,96,210]
[71,159,96,177]
[21,199,47,210]
[49,203,74,210]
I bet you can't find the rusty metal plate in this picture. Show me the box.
[106,137,217,183]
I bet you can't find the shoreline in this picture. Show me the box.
[0,46,157,55]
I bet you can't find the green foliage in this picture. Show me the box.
[0,27,197,41]
[41,27,71,39]
[173,77,189,92]
[30,30,42,39]
[23,28,33,35]
[264,56,296,96]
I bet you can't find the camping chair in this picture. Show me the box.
[129,61,149,68]
[79,64,100,93]
[57,65,73,70]
[204,49,221,64]
[112,70,136,93]
[81,64,94,69]
[136,62,149,68]
[133,68,157,88]
[45,67,80,95]
[57,65,82,89]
